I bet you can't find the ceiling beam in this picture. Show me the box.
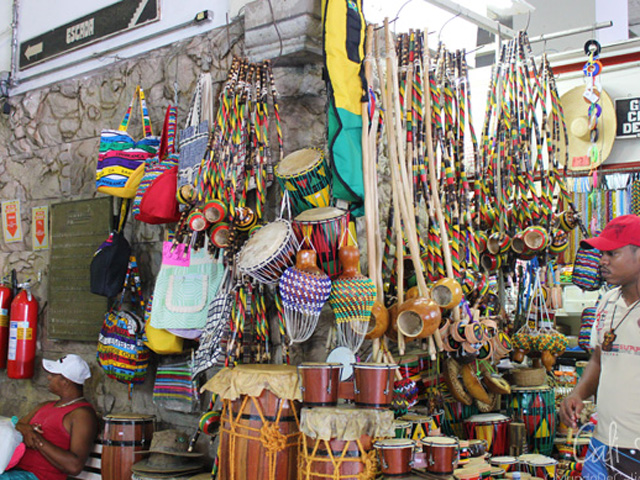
[422,0,516,39]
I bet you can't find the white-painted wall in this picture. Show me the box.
[0,0,257,95]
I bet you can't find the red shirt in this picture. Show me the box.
[17,400,93,480]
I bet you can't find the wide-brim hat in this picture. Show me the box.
[131,465,204,478]
[556,85,616,171]
[131,454,203,475]
[137,429,204,458]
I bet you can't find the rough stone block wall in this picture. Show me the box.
[0,12,326,457]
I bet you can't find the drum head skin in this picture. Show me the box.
[326,347,356,381]
[295,206,348,223]
[237,220,290,270]
[276,149,323,177]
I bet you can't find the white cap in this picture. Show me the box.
[43,354,91,385]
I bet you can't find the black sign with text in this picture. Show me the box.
[615,96,640,138]
[19,0,159,70]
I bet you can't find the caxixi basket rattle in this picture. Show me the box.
[279,249,331,343]
[274,148,331,215]
[328,245,377,354]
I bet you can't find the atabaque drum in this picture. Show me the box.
[201,364,302,480]
[507,386,556,455]
[420,436,459,475]
[399,413,434,441]
[274,148,331,215]
[299,406,394,480]
[520,454,558,480]
[101,413,155,480]
[374,438,416,476]
[298,363,343,407]
[464,413,511,456]
[352,363,397,409]
[293,207,350,279]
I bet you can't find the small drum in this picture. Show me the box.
[293,207,350,279]
[101,413,156,480]
[554,436,590,461]
[421,436,459,475]
[201,364,302,480]
[521,454,558,480]
[352,363,397,409]
[299,406,394,480]
[507,386,556,455]
[298,363,343,407]
[490,455,519,473]
[275,148,331,215]
[236,219,299,284]
[400,413,433,441]
[468,439,488,458]
[374,438,416,476]
[464,413,511,456]
[393,420,413,439]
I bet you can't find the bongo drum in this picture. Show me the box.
[236,219,299,284]
[468,439,488,458]
[374,438,416,476]
[201,364,302,480]
[393,420,413,439]
[464,413,511,456]
[352,363,397,409]
[298,363,343,407]
[102,413,156,480]
[420,436,459,475]
[507,386,556,455]
[275,149,331,215]
[521,454,558,480]
[293,207,350,279]
[299,406,394,480]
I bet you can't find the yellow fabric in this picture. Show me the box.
[97,163,145,199]
[321,0,364,116]
[143,317,183,354]
[300,406,394,441]
[200,364,302,401]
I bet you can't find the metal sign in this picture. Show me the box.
[19,0,160,70]
[48,197,111,341]
[615,96,640,138]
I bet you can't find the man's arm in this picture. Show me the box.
[559,346,601,428]
[15,402,49,448]
[30,407,98,476]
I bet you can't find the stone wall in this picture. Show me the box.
[0,7,326,458]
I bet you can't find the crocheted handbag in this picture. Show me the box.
[578,307,596,353]
[571,247,603,291]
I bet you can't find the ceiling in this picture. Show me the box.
[630,0,640,36]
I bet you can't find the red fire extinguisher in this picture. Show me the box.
[0,279,13,369]
[7,281,38,379]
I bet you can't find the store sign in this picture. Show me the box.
[32,206,49,251]
[615,96,640,138]
[2,200,23,244]
[19,0,160,69]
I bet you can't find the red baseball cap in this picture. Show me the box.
[581,215,640,251]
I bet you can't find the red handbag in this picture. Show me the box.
[136,166,181,224]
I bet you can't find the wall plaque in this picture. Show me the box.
[48,197,111,341]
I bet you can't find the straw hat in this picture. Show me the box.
[131,430,204,475]
[556,85,616,171]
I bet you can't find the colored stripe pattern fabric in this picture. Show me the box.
[153,357,199,413]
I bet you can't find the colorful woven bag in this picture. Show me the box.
[571,247,603,291]
[152,354,200,413]
[97,257,150,387]
[96,86,160,198]
[133,105,179,219]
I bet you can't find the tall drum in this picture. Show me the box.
[101,413,155,480]
[201,364,301,480]
[299,406,394,480]
[464,413,511,457]
[507,386,556,455]
[274,149,331,215]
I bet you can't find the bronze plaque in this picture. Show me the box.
[48,197,112,341]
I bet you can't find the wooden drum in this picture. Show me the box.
[101,413,155,480]
[299,406,395,480]
[352,363,397,409]
[201,364,302,480]
[298,363,343,407]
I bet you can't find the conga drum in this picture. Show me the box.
[442,400,478,438]
[464,413,511,456]
[293,207,350,278]
[201,364,302,480]
[299,406,395,480]
[274,148,331,215]
[101,413,155,480]
[507,386,556,455]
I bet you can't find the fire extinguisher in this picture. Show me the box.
[7,281,38,379]
[0,277,12,369]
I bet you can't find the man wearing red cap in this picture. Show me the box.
[560,215,640,480]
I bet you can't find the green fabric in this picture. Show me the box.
[0,470,39,480]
